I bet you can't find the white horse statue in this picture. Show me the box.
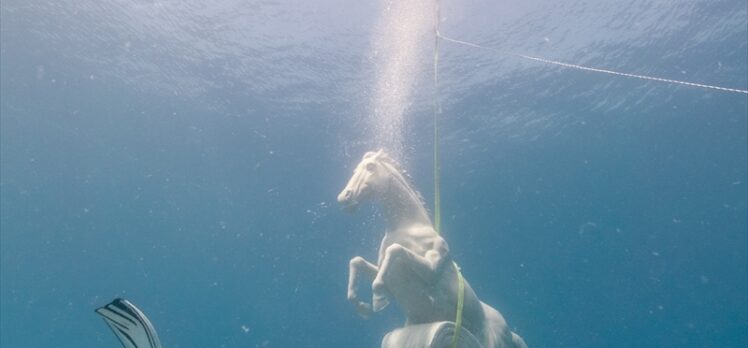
[338,149,527,348]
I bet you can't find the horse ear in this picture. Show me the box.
[363,149,385,160]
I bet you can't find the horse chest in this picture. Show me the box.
[377,234,432,265]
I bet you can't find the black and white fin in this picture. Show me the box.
[95,298,162,348]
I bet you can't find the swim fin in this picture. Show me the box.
[95,298,162,348]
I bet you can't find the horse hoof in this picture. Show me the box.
[356,302,372,319]
[372,293,390,312]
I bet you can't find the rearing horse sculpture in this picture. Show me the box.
[338,149,527,348]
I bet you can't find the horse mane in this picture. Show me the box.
[375,151,428,211]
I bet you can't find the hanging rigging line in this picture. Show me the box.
[433,4,442,235]
[433,3,466,348]
[437,33,748,95]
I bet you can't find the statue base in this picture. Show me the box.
[382,321,483,348]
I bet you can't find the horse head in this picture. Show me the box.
[337,149,393,212]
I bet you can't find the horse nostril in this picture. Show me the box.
[338,190,352,203]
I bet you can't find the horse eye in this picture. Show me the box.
[366,163,377,171]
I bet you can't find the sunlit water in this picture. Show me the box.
[368,0,433,161]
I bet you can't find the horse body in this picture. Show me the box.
[339,150,527,348]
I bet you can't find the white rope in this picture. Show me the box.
[438,33,748,95]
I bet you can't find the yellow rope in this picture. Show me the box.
[433,1,465,347]
[450,262,466,348]
[433,0,442,235]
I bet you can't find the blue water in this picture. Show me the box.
[1,0,746,347]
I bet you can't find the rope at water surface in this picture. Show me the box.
[437,33,748,95]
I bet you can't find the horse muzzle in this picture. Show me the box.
[337,189,360,213]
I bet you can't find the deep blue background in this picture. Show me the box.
[1,0,746,347]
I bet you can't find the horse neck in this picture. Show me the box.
[378,175,432,232]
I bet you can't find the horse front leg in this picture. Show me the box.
[347,256,379,319]
[371,240,450,312]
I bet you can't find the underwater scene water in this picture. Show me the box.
[1,0,746,347]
